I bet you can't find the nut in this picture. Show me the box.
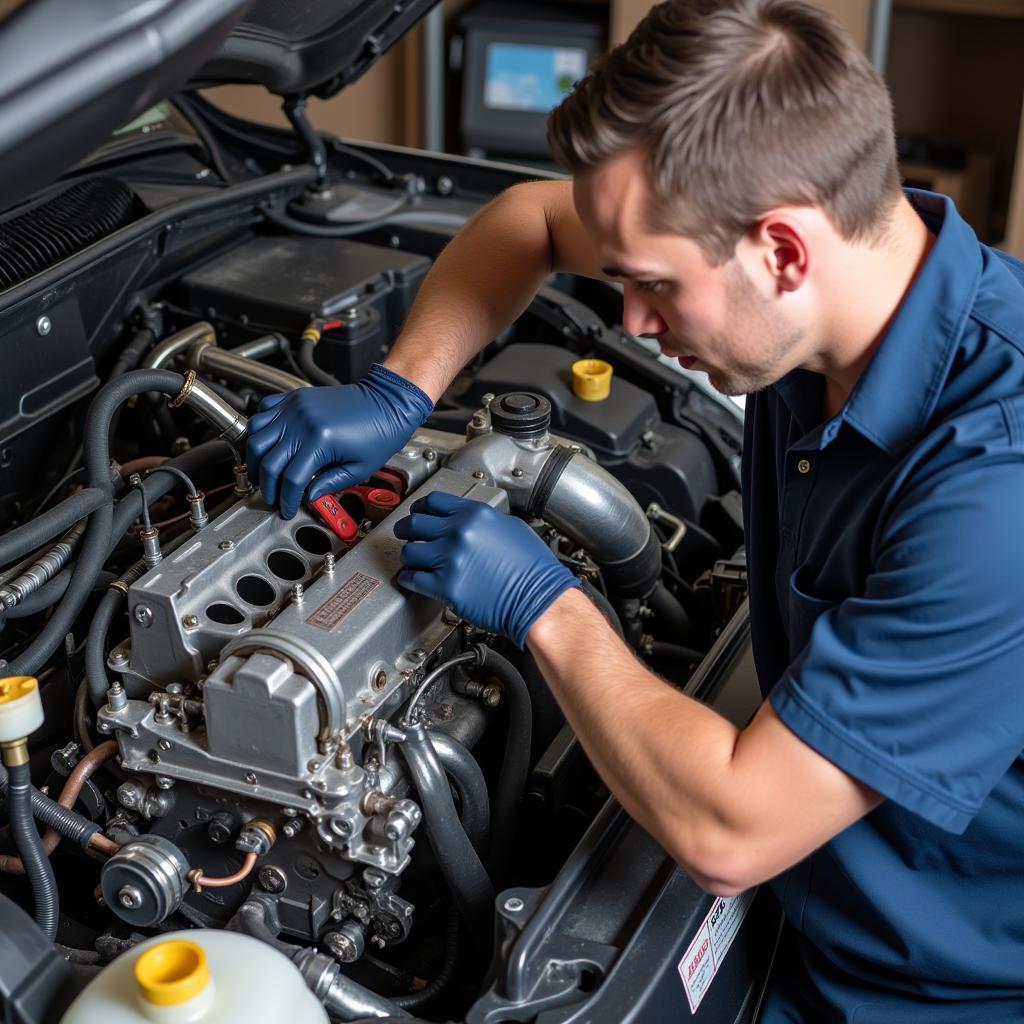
[503,896,525,913]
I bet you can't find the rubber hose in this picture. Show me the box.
[86,589,124,709]
[648,581,691,639]
[581,578,625,639]
[392,906,460,1010]
[9,370,185,676]
[0,765,100,849]
[4,571,116,619]
[399,723,494,950]
[6,761,58,939]
[427,731,490,853]
[6,441,235,616]
[299,337,340,387]
[0,487,108,569]
[473,647,532,883]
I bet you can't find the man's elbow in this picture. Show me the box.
[667,829,764,898]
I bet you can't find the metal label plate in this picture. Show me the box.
[307,571,382,631]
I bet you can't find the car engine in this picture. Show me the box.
[0,138,749,1022]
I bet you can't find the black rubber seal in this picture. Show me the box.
[528,445,576,519]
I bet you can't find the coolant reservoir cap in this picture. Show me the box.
[572,358,613,401]
[135,940,210,1006]
[490,392,551,440]
[0,676,43,743]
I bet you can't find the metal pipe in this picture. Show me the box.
[179,377,249,444]
[539,453,653,568]
[232,333,290,361]
[868,0,892,75]
[142,321,216,371]
[190,341,309,393]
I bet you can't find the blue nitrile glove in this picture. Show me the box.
[246,364,433,518]
[393,491,581,647]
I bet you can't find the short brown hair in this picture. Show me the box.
[548,0,902,263]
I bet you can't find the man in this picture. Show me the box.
[246,1,1024,1019]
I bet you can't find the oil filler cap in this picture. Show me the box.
[490,392,551,440]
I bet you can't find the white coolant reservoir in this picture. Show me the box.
[61,930,328,1024]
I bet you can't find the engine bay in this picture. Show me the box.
[0,133,752,1022]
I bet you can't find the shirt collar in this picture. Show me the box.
[772,189,983,457]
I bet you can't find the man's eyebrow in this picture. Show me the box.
[602,265,651,279]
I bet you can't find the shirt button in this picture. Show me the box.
[797,458,811,474]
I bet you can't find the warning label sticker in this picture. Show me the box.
[678,888,756,1014]
[306,572,381,631]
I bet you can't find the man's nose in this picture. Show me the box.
[622,294,667,339]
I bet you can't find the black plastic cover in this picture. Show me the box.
[0,0,250,210]
[190,0,443,99]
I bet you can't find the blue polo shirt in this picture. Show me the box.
[743,191,1024,1023]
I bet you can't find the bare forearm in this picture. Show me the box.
[526,589,746,891]
[383,183,557,402]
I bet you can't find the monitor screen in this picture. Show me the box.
[483,42,587,113]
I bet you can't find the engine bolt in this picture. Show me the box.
[422,448,437,462]
[117,885,143,910]
[108,647,129,668]
[503,896,525,913]
[511,467,524,477]
[436,175,454,196]
[307,758,322,772]
[472,470,485,480]
[218,540,234,551]
[158,740,171,751]
[258,866,287,893]
[291,583,304,603]
[323,553,336,573]
[35,315,52,336]
[133,605,153,628]
[182,614,199,628]
[245,771,258,785]
[481,685,502,707]
[372,669,387,692]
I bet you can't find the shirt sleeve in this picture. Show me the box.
[771,407,1024,833]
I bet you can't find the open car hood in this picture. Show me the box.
[0,0,252,210]
[190,0,442,99]
[0,0,439,211]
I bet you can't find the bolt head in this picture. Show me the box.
[133,605,153,627]
[503,896,525,913]
[182,614,199,628]
[218,540,234,551]
[245,771,258,785]
[422,448,437,462]
[371,669,388,692]
[258,866,287,893]
[118,885,143,909]
[35,315,51,336]
[436,175,454,196]
[472,470,485,480]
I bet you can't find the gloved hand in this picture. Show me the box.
[245,364,433,518]
[393,491,580,647]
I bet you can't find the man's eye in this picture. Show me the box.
[635,279,665,293]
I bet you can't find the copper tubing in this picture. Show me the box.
[0,741,120,873]
[188,851,258,891]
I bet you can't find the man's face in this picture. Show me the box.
[573,148,805,397]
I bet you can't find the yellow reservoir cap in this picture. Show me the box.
[0,676,43,746]
[135,940,210,1006]
[0,677,37,704]
[572,359,613,401]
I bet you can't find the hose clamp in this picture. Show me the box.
[168,369,197,409]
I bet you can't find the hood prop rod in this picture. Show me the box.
[282,95,328,190]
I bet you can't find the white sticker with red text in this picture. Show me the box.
[677,888,756,1014]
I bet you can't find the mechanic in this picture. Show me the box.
[246,1,1024,1019]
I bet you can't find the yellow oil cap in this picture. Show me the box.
[135,940,210,1006]
[572,359,613,401]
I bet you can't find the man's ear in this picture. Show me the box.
[752,214,809,293]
